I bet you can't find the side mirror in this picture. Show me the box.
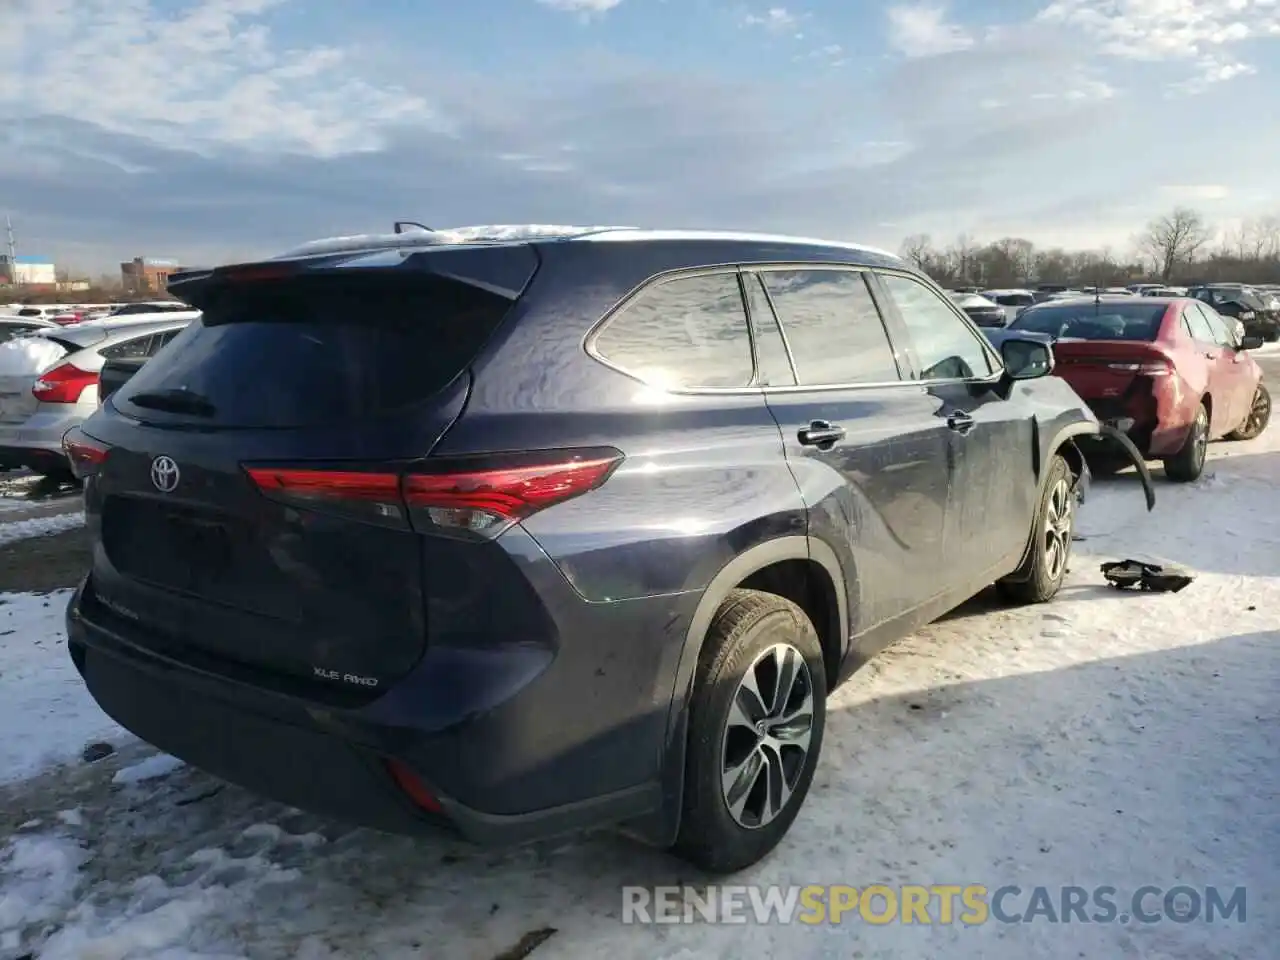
[1240,335,1264,350]
[1001,337,1054,380]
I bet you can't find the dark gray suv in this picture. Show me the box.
[64,226,1151,874]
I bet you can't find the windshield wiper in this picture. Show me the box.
[126,388,217,417]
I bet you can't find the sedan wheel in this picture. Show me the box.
[1226,383,1271,442]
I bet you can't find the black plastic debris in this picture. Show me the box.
[1100,560,1194,593]
[82,741,115,763]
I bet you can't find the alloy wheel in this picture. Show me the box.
[720,643,815,830]
[1245,388,1270,435]
[1044,476,1074,582]
[1193,410,1209,467]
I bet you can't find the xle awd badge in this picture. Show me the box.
[151,455,180,493]
[314,666,379,688]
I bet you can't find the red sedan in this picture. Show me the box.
[1008,296,1271,482]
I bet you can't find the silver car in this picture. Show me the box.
[0,313,198,476]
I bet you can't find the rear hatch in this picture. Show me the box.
[80,248,539,700]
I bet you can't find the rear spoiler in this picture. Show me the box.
[164,244,541,311]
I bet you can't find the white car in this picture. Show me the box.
[0,312,198,476]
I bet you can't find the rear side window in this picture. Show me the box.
[115,273,515,427]
[593,273,753,389]
[759,269,900,386]
[100,334,155,361]
[1184,303,1224,344]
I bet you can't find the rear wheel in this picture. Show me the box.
[674,589,827,875]
[998,454,1074,605]
[1163,403,1209,482]
[1226,382,1271,442]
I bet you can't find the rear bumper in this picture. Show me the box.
[66,567,681,847]
[0,404,86,469]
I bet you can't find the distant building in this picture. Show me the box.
[121,257,181,294]
[0,255,57,285]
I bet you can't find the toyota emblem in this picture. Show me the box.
[150,455,180,493]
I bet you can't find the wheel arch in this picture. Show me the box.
[639,536,849,847]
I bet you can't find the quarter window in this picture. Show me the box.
[99,334,155,360]
[1182,304,1219,344]
[593,273,754,389]
[878,273,994,380]
[758,269,900,386]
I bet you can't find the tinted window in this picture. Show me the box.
[1011,302,1170,342]
[758,270,899,386]
[116,273,516,427]
[743,274,795,387]
[100,334,155,360]
[878,273,993,380]
[991,293,1034,307]
[1182,304,1219,344]
[593,273,752,389]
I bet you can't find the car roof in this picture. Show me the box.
[270,223,902,265]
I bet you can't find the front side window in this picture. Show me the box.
[593,273,753,389]
[878,273,994,380]
[758,269,900,386]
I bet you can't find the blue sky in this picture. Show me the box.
[1,0,1278,273]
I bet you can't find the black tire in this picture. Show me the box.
[1163,402,1209,482]
[997,454,1075,605]
[1225,382,1271,442]
[674,589,827,874]
[1264,328,1280,343]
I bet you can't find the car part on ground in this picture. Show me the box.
[65,224,1153,875]
[1100,560,1194,593]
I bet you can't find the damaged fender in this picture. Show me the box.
[1094,423,1157,511]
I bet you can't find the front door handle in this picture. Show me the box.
[798,420,846,447]
[946,410,976,435]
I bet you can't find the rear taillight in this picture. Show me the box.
[244,450,622,537]
[33,363,98,403]
[403,456,620,536]
[62,426,110,479]
[1106,361,1172,376]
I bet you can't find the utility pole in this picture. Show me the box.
[3,214,14,288]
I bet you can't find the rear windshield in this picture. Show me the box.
[950,294,994,308]
[113,272,514,427]
[1010,302,1170,341]
[990,293,1033,306]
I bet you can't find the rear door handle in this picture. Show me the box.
[946,410,976,434]
[798,420,846,447]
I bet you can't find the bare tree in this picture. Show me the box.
[1138,207,1213,281]
[899,234,935,270]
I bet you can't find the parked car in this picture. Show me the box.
[982,288,1036,323]
[946,291,1007,327]
[1187,285,1280,341]
[64,225,1153,875]
[109,301,192,316]
[0,316,59,343]
[0,314,196,476]
[1007,296,1269,481]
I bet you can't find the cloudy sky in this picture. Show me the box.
[1,0,1278,273]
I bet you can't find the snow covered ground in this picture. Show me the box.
[1,432,1277,959]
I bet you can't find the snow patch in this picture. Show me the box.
[0,590,128,784]
[112,753,185,786]
[0,833,87,950]
[0,510,85,546]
